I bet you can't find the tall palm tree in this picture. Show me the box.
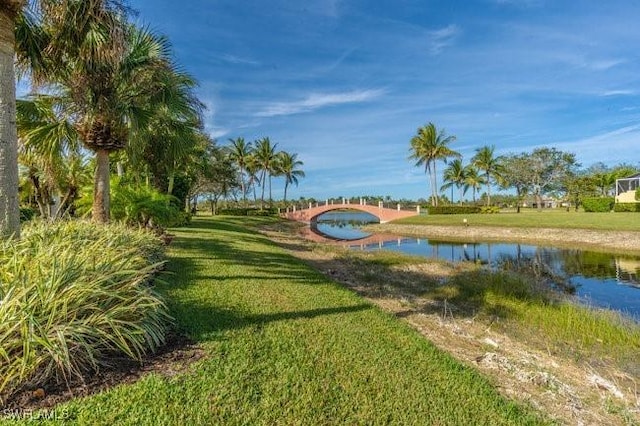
[16,2,180,223]
[471,145,503,206]
[440,158,466,204]
[276,151,305,203]
[253,137,277,208]
[463,164,485,203]
[245,153,261,205]
[409,122,460,207]
[227,137,253,206]
[0,0,25,238]
[128,67,203,197]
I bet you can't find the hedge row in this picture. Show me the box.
[582,197,615,212]
[427,205,481,215]
[614,203,640,212]
[218,208,278,216]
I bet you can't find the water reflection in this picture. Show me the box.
[352,237,640,318]
[310,210,379,240]
[303,211,640,317]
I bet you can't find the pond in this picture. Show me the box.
[311,210,378,240]
[311,210,640,319]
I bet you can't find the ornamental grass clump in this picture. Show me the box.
[0,221,171,404]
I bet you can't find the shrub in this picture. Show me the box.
[0,221,170,403]
[614,203,640,212]
[636,187,640,201]
[247,208,278,216]
[427,205,481,215]
[479,206,500,214]
[19,206,36,222]
[218,207,278,216]
[77,179,183,228]
[582,197,615,212]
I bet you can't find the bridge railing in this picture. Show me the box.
[280,198,422,215]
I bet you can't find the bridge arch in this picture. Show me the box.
[281,203,419,224]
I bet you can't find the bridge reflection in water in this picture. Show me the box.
[302,216,640,319]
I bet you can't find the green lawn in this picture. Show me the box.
[18,216,547,425]
[396,208,640,231]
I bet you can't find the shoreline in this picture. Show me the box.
[258,220,640,425]
[365,223,640,255]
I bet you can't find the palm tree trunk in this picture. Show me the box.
[167,171,175,196]
[240,167,246,207]
[284,181,289,203]
[260,170,266,209]
[0,7,21,238]
[268,174,272,205]
[92,149,111,223]
[432,163,439,207]
[486,172,491,206]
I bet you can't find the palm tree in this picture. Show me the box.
[409,122,460,207]
[440,158,466,204]
[16,2,181,223]
[275,151,305,203]
[227,137,253,206]
[253,137,277,208]
[463,164,485,203]
[245,153,261,205]
[0,0,25,237]
[128,67,203,197]
[16,94,83,219]
[471,145,503,206]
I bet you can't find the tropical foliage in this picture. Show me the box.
[0,220,169,402]
[409,122,460,207]
[14,1,205,224]
[221,137,305,208]
[471,145,503,206]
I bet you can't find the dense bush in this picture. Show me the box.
[218,207,278,216]
[480,206,500,214]
[248,208,278,216]
[0,221,170,403]
[19,206,36,222]
[77,179,184,228]
[427,205,481,215]
[614,203,640,212]
[582,197,615,212]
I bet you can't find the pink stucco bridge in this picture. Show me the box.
[280,199,421,223]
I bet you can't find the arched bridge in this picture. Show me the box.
[281,201,420,223]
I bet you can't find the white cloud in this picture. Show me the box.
[600,90,635,97]
[255,89,386,117]
[209,127,230,140]
[220,54,260,66]
[427,24,460,55]
[543,125,640,165]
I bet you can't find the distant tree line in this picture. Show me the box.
[409,122,638,211]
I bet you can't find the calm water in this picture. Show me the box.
[312,211,378,240]
[311,210,640,319]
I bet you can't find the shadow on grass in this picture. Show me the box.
[162,216,373,341]
[173,301,372,341]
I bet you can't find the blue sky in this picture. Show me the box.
[127,0,640,201]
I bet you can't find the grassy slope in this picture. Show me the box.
[395,209,640,231]
[26,216,547,425]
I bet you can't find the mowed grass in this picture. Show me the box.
[22,216,548,425]
[396,208,640,231]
